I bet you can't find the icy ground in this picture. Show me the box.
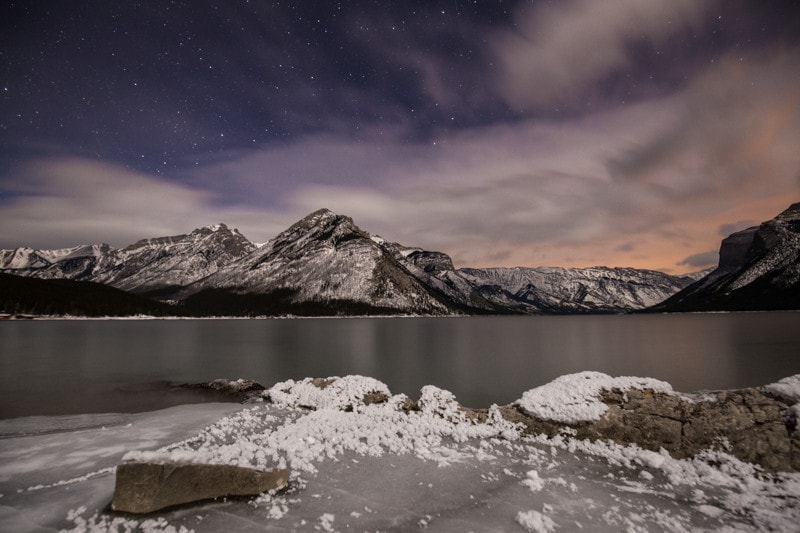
[1,375,799,532]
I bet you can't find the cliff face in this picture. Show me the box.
[654,202,800,311]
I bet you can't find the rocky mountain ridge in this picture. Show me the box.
[0,223,256,297]
[177,209,473,315]
[0,208,741,316]
[459,266,705,314]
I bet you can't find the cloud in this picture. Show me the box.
[718,221,758,237]
[494,0,715,109]
[607,47,800,205]
[269,48,799,271]
[679,251,718,269]
[3,43,797,273]
[0,157,288,249]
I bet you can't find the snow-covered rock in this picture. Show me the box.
[516,371,674,424]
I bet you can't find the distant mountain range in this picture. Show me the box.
[2,203,798,316]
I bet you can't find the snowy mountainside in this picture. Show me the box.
[1,208,714,315]
[458,266,702,313]
[0,224,255,295]
[654,202,800,311]
[92,223,256,293]
[379,244,506,313]
[180,209,468,315]
[0,244,112,281]
[0,244,109,271]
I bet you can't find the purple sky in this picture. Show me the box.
[2,1,799,272]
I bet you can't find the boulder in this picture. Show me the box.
[510,386,800,473]
[112,462,289,514]
[178,378,266,403]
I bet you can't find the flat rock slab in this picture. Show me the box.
[112,462,289,514]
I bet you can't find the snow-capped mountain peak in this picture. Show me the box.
[4,205,766,315]
[0,224,257,295]
[180,209,461,315]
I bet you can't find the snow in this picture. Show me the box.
[764,374,800,403]
[267,376,391,411]
[516,509,557,532]
[1,374,798,532]
[458,266,695,312]
[516,371,674,423]
[765,374,800,434]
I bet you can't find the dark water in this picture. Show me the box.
[1,313,799,418]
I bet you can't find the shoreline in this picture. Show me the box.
[2,372,799,532]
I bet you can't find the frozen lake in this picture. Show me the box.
[2,312,800,418]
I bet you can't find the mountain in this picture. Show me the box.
[458,266,704,314]
[652,202,800,311]
[178,209,698,315]
[1,209,708,316]
[178,209,496,316]
[0,224,256,297]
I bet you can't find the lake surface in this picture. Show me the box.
[2,312,799,418]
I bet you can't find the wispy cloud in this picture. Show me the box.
[2,4,797,274]
[272,48,800,271]
[493,0,716,110]
[0,158,287,248]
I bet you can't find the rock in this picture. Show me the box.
[510,385,800,473]
[179,378,266,402]
[111,462,289,514]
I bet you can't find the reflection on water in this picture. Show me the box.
[1,313,799,417]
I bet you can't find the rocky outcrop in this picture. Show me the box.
[503,387,799,473]
[178,378,266,403]
[111,462,289,514]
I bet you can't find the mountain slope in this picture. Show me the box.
[653,202,800,311]
[0,224,256,296]
[458,266,703,314]
[1,208,720,316]
[180,209,477,316]
[92,224,256,295]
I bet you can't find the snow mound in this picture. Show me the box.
[765,374,800,403]
[124,376,523,475]
[267,375,391,411]
[516,371,674,423]
[516,509,557,532]
[765,374,800,435]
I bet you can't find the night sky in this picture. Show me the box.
[2,1,799,272]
